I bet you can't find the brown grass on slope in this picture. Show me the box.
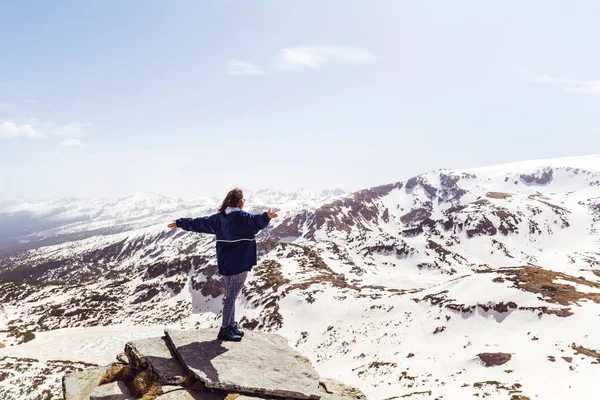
[499,266,600,306]
[486,192,513,199]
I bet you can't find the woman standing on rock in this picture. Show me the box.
[168,188,277,341]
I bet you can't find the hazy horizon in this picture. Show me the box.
[2,152,598,204]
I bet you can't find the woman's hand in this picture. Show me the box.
[168,221,177,229]
[267,209,278,219]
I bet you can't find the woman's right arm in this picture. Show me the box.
[168,214,218,234]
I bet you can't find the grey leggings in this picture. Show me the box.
[222,271,248,327]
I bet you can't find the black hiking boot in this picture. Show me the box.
[229,322,244,337]
[217,326,242,342]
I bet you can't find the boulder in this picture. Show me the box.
[477,352,512,367]
[89,380,131,400]
[318,378,367,400]
[125,336,187,385]
[62,366,110,400]
[165,329,320,399]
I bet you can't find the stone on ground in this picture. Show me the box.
[477,352,512,367]
[318,378,367,400]
[125,336,187,385]
[89,380,131,400]
[62,366,110,400]
[165,329,320,400]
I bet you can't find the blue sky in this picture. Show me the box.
[1,0,599,201]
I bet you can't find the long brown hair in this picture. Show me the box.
[218,188,244,212]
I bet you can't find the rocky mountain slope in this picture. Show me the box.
[1,155,600,399]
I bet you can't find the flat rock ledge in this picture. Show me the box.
[63,328,367,400]
[166,328,320,400]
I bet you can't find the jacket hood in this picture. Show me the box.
[220,210,242,223]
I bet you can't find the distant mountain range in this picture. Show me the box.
[0,188,346,253]
[1,155,600,399]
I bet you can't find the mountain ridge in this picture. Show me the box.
[1,154,600,399]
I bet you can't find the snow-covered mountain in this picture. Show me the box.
[0,188,344,254]
[1,155,600,399]
[224,188,346,205]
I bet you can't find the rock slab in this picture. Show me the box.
[62,366,109,400]
[165,329,320,399]
[156,387,203,399]
[318,378,367,400]
[89,380,131,400]
[160,385,266,399]
[125,336,187,384]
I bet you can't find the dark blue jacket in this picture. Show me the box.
[176,210,271,276]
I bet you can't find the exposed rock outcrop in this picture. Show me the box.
[477,353,512,367]
[520,168,553,185]
[166,328,320,399]
[63,329,367,400]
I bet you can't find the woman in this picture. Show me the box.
[168,188,278,341]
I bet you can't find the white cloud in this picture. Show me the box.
[26,120,86,137]
[226,60,266,76]
[514,66,600,95]
[227,45,375,76]
[275,45,375,69]
[0,119,87,148]
[533,75,600,95]
[0,121,45,139]
[60,139,85,148]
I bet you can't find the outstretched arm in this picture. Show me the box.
[251,208,278,231]
[168,215,218,234]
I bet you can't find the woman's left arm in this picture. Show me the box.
[251,208,278,231]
